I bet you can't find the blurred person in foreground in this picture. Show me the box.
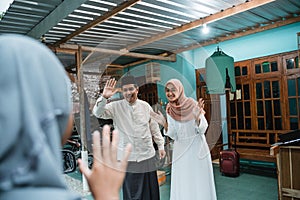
[0,34,131,200]
[93,77,166,200]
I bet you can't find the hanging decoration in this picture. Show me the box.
[146,62,161,83]
[205,47,236,94]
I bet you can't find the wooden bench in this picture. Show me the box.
[237,148,276,163]
[226,130,289,163]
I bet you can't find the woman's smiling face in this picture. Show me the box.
[165,83,178,103]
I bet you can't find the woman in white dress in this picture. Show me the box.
[151,79,217,200]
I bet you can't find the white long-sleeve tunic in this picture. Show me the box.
[165,113,217,200]
[93,96,164,162]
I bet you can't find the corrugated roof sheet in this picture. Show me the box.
[0,0,299,67]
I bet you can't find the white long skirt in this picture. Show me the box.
[169,135,217,200]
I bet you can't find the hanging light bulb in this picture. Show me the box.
[202,23,209,34]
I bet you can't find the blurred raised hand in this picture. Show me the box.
[78,125,132,200]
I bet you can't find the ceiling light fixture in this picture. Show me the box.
[202,23,209,34]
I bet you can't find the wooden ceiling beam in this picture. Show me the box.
[126,0,276,50]
[123,52,171,68]
[106,64,125,68]
[48,46,76,54]
[124,58,152,68]
[54,0,141,46]
[174,15,300,54]
[58,44,176,61]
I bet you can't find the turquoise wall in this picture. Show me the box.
[156,54,197,104]
[129,22,300,101]
[193,22,300,68]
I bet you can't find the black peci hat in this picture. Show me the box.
[121,75,137,86]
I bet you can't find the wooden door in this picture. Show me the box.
[138,82,158,106]
[283,52,300,130]
[196,69,223,160]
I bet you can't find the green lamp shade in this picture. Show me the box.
[205,49,236,94]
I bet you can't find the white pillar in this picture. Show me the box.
[81,150,89,191]
[220,94,228,150]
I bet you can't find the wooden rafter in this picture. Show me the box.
[174,15,300,54]
[126,0,276,51]
[123,52,171,68]
[106,64,125,68]
[57,44,176,61]
[48,46,76,54]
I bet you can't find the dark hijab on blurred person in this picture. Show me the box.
[0,34,79,199]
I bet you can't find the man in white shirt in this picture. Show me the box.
[93,75,166,200]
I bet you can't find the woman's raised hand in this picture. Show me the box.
[198,98,205,115]
[193,98,206,125]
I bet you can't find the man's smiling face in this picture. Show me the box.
[122,84,138,104]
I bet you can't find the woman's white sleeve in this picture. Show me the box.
[197,114,208,135]
[164,114,177,140]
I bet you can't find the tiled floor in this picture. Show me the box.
[68,162,278,200]
[158,163,277,200]
[212,164,278,200]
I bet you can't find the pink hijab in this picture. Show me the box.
[165,79,198,122]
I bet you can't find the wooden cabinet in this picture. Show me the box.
[230,51,299,161]
[282,52,300,130]
[229,51,300,149]
[196,50,300,162]
[277,146,300,200]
